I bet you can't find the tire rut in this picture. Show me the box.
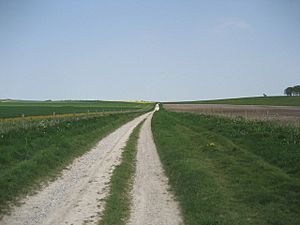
[127,110,183,225]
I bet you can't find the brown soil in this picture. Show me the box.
[164,104,300,126]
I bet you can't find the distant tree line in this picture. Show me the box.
[284,85,300,96]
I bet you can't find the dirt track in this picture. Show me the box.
[164,104,300,126]
[1,112,150,225]
[1,106,182,225]
[128,111,182,225]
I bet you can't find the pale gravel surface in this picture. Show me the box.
[1,112,150,225]
[127,107,183,225]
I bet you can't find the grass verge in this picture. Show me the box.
[99,120,144,225]
[0,112,141,215]
[152,109,300,225]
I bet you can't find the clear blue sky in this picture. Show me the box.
[1,0,299,101]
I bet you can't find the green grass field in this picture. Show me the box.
[152,109,300,225]
[0,100,153,118]
[166,96,300,106]
[0,112,142,215]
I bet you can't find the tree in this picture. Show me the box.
[284,85,300,96]
[284,87,293,96]
[293,85,300,96]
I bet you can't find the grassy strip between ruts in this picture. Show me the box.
[152,109,300,225]
[0,112,141,216]
[98,120,144,225]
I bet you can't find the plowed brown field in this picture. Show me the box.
[164,104,300,126]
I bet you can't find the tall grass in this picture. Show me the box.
[152,109,300,225]
[0,112,105,133]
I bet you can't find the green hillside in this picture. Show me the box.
[166,96,300,106]
[0,100,153,118]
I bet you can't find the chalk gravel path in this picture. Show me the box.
[1,107,182,225]
[128,111,182,225]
